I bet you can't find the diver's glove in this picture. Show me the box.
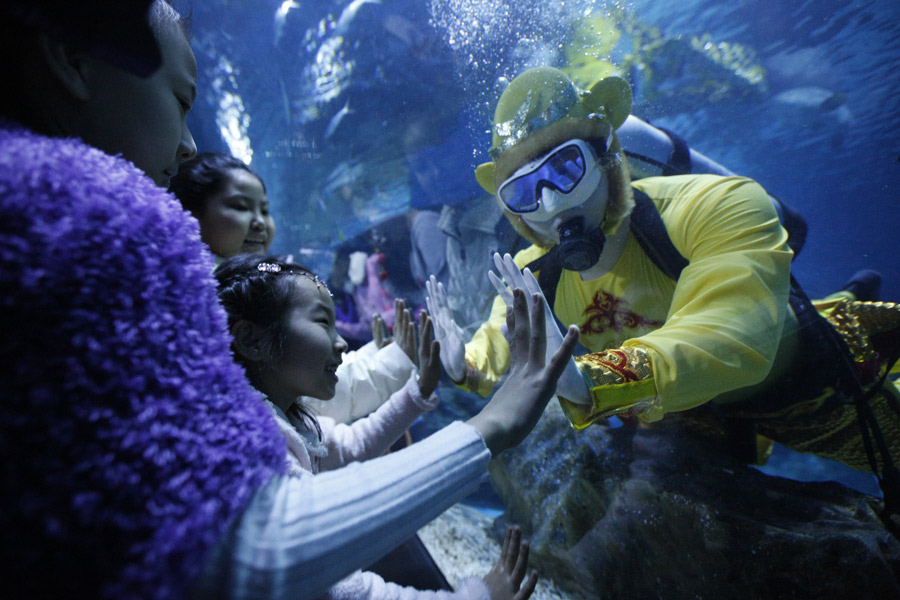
[425,275,466,383]
[488,253,592,406]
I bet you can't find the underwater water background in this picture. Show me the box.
[184,0,898,493]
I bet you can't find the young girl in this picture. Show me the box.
[169,152,276,262]
[171,151,418,424]
[215,253,538,600]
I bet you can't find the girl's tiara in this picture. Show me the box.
[256,261,331,295]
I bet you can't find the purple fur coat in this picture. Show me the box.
[0,122,287,599]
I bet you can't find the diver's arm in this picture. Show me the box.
[558,175,793,427]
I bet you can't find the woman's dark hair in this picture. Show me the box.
[169,152,265,217]
[0,0,188,126]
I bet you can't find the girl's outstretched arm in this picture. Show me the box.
[191,421,490,600]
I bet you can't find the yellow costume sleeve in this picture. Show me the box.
[560,175,793,427]
[466,175,793,430]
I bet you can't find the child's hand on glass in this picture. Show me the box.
[393,300,441,397]
[489,252,590,406]
[481,525,538,600]
[392,298,417,362]
[371,312,389,349]
[467,288,579,455]
[415,310,441,398]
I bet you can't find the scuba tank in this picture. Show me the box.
[618,114,807,258]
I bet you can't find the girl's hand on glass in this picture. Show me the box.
[481,525,538,600]
[415,311,441,397]
[467,288,579,455]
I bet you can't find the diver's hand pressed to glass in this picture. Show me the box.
[468,288,579,456]
[489,253,591,406]
[425,275,466,383]
[481,525,538,600]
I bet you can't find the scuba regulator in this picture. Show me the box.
[557,216,606,272]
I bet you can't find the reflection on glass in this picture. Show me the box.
[184,0,900,596]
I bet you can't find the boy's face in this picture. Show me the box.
[78,21,197,187]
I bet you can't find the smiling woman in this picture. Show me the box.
[169,152,276,260]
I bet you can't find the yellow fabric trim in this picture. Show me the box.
[592,378,658,414]
[575,346,654,385]
[759,383,900,473]
[558,378,659,430]
[815,298,900,383]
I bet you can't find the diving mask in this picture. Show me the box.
[496,138,608,222]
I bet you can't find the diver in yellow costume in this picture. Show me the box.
[426,66,900,477]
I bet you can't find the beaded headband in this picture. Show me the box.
[256,262,331,295]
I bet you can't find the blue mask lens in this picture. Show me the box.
[498,144,587,213]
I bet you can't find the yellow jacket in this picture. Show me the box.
[464,174,794,427]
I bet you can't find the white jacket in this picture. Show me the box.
[304,341,416,424]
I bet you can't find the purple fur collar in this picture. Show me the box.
[0,123,288,599]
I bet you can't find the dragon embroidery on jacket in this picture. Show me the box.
[580,290,664,335]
